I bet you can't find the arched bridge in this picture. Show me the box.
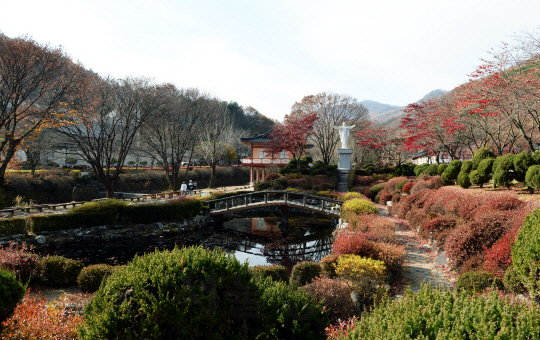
[205,190,343,217]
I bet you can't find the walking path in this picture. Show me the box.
[378,206,453,293]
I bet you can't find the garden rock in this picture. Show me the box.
[36,235,47,245]
[435,251,448,267]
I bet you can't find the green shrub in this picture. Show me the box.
[469,170,483,187]
[320,253,339,278]
[526,165,540,192]
[513,208,540,300]
[472,147,496,170]
[365,165,375,175]
[335,255,386,298]
[342,199,378,220]
[437,164,448,175]
[77,264,115,293]
[120,199,202,224]
[70,199,128,213]
[441,164,460,184]
[457,171,471,188]
[474,158,494,187]
[0,268,25,324]
[461,160,472,173]
[80,246,328,340]
[456,270,503,294]
[374,194,380,204]
[424,164,439,176]
[370,183,385,195]
[414,163,429,177]
[251,265,289,283]
[493,169,513,189]
[31,210,116,232]
[0,218,26,235]
[534,150,540,164]
[493,153,515,173]
[514,151,534,182]
[343,192,366,201]
[290,261,321,286]
[343,284,540,339]
[394,163,416,176]
[80,246,254,339]
[36,255,84,286]
[252,275,329,340]
[503,265,525,294]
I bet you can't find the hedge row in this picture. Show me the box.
[0,218,26,235]
[30,199,202,232]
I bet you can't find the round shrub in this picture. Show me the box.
[477,158,494,177]
[343,191,366,201]
[525,165,540,192]
[379,190,393,204]
[0,268,25,324]
[414,163,429,177]
[461,160,473,173]
[449,159,463,171]
[493,169,513,189]
[503,265,525,294]
[365,165,375,175]
[70,198,128,213]
[290,261,321,286]
[456,270,503,294]
[533,150,540,164]
[370,183,385,196]
[402,181,414,194]
[374,194,380,204]
[437,164,448,175]
[251,265,290,283]
[472,147,496,170]
[512,208,540,300]
[320,253,339,278]
[77,264,115,293]
[425,164,439,176]
[513,151,533,182]
[457,171,471,188]
[441,165,460,184]
[335,255,386,298]
[469,170,483,187]
[36,255,84,287]
[302,277,356,323]
[80,246,255,339]
[341,198,378,220]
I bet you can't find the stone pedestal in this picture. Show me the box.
[338,148,353,170]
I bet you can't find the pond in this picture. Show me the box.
[35,209,336,269]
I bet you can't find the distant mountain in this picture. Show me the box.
[368,89,448,127]
[358,100,400,116]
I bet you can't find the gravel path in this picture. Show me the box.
[378,206,453,293]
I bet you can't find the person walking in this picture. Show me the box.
[187,180,195,196]
[180,181,187,197]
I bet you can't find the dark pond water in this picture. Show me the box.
[36,209,336,269]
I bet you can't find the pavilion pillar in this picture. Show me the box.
[256,167,259,182]
[262,168,266,181]
[250,166,253,183]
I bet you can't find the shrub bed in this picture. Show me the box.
[456,270,503,294]
[0,268,25,325]
[0,218,26,235]
[290,261,321,286]
[36,256,84,286]
[302,277,356,323]
[0,242,39,283]
[77,264,115,293]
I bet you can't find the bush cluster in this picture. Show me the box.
[0,218,26,235]
[0,242,38,283]
[302,277,356,323]
[512,208,540,300]
[250,264,290,283]
[456,270,503,294]
[36,255,84,286]
[290,261,321,286]
[335,255,386,298]
[341,199,378,221]
[0,268,25,325]
[80,246,329,340]
[77,264,115,293]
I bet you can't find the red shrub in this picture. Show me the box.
[302,277,356,323]
[354,176,375,186]
[332,231,377,258]
[0,242,39,283]
[0,291,84,339]
[402,181,414,194]
[383,176,407,193]
[396,194,415,219]
[410,176,443,195]
[423,188,470,217]
[326,316,357,340]
[379,190,393,204]
[484,231,515,278]
[361,187,374,200]
[457,253,486,275]
[406,208,428,231]
[372,242,406,274]
[421,217,458,242]
[445,210,509,269]
[265,173,281,181]
[480,193,524,213]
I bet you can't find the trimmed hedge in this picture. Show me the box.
[0,218,26,235]
[36,255,84,286]
[31,199,203,232]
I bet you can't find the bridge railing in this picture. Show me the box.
[205,190,343,213]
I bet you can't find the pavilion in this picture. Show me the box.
[241,129,312,185]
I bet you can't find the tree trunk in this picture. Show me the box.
[31,165,37,177]
[208,164,216,188]
[106,184,115,199]
[0,175,6,208]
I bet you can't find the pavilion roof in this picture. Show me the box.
[240,129,274,145]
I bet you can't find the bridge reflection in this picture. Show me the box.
[201,216,334,269]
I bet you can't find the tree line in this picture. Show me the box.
[0,34,275,206]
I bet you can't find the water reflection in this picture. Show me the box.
[201,213,335,270]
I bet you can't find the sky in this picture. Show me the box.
[1,0,540,121]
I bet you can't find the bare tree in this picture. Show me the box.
[58,76,160,198]
[290,93,370,164]
[140,86,206,190]
[197,99,233,188]
[21,129,58,176]
[0,34,82,206]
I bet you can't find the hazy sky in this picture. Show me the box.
[1,0,540,121]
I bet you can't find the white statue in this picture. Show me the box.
[333,122,355,149]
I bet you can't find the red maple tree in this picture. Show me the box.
[264,112,318,167]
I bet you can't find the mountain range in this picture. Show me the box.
[359,89,447,127]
